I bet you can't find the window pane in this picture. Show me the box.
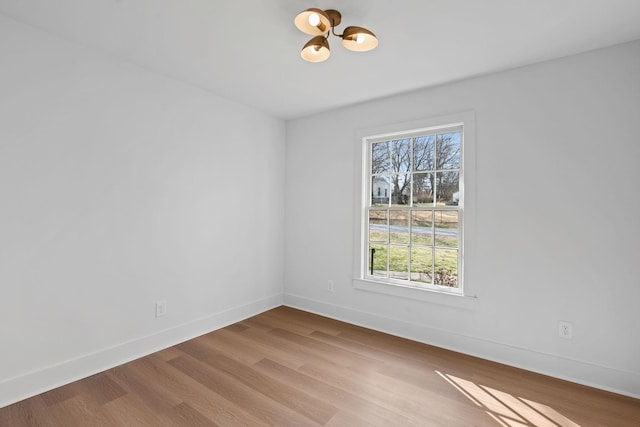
[413,135,435,171]
[369,210,388,243]
[391,139,411,173]
[390,174,409,206]
[389,211,409,244]
[411,210,433,246]
[410,246,433,283]
[435,171,459,206]
[369,244,388,277]
[434,211,458,248]
[389,245,409,280]
[436,132,461,170]
[372,141,389,174]
[434,249,458,287]
[413,172,434,206]
[372,176,390,206]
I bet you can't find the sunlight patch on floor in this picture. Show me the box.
[436,370,581,427]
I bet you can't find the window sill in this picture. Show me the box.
[352,278,478,310]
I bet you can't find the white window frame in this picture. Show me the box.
[352,112,477,306]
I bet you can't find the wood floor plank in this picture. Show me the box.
[228,321,354,370]
[267,328,385,371]
[194,327,272,366]
[337,325,472,369]
[309,328,425,366]
[212,326,307,369]
[2,306,639,426]
[0,396,53,427]
[39,386,79,407]
[228,325,314,369]
[69,372,126,408]
[298,356,496,426]
[177,341,338,425]
[38,394,118,427]
[264,306,368,337]
[245,310,318,336]
[135,355,267,427]
[253,358,420,427]
[323,410,381,427]
[100,394,168,426]
[152,345,186,362]
[168,354,320,427]
[170,402,221,427]
[107,363,182,414]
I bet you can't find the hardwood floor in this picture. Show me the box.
[1,306,639,426]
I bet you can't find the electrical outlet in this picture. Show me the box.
[327,280,334,292]
[156,300,167,317]
[558,321,573,339]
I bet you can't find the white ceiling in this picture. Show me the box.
[1,0,640,119]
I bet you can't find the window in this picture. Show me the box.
[363,124,464,293]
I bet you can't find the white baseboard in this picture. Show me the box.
[0,294,283,408]
[284,292,640,399]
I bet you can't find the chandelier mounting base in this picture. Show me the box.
[324,9,342,27]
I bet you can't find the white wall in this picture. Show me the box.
[1,11,638,407]
[284,40,640,397]
[0,15,285,406]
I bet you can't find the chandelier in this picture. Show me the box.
[294,8,378,63]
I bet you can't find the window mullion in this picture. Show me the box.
[408,138,413,282]
[433,134,438,207]
[386,206,390,278]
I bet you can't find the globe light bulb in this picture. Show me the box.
[308,13,320,27]
[356,33,365,44]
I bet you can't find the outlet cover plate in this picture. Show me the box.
[558,321,573,339]
[156,300,167,317]
[327,280,334,292]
